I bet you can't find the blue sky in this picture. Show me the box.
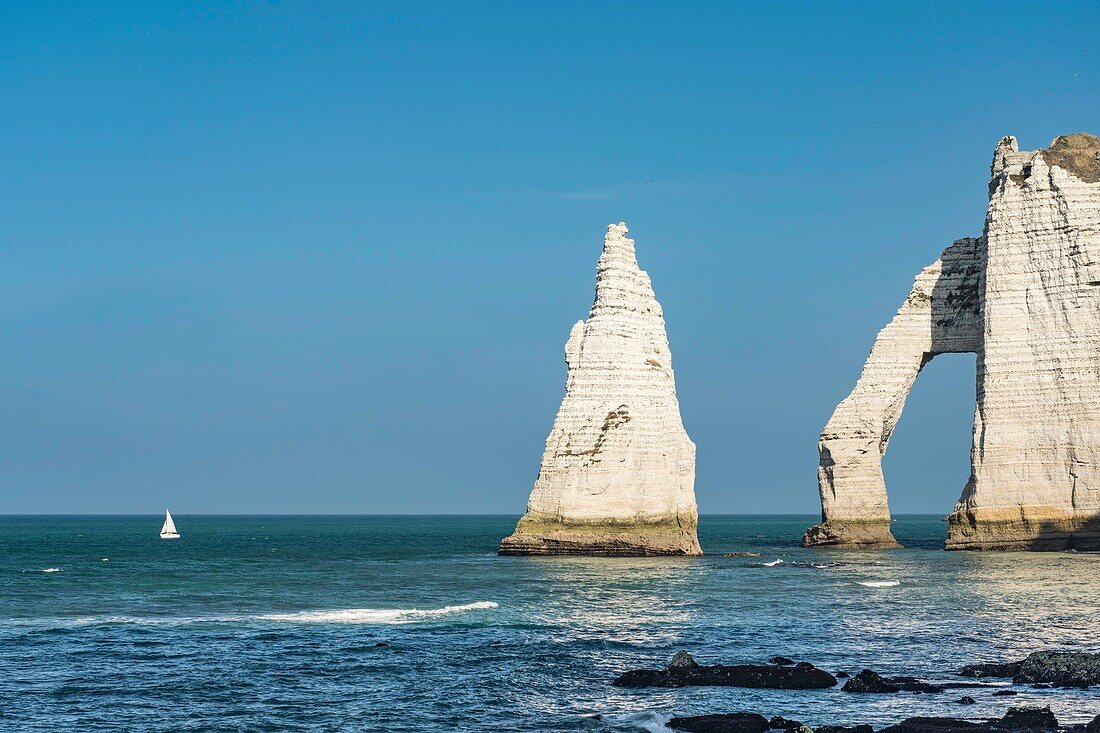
[1,2,1097,514]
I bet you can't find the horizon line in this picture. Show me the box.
[0,512,945,518]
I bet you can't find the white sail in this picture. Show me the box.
[160,509,180,539]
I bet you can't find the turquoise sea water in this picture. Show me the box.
[1,515,1098,732]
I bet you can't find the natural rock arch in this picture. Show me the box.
[805,134,1100,550]
[804,238,983,548]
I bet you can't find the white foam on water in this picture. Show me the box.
[41,568,62,573]
[605,711,674,733]
[762,559,784,567]
[258,601,499,624]
[13,601,499,630]
[857,580,900,587]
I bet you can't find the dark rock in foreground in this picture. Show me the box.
[842,669,944,694]
[960,650,1100,688]
[769,656,795,666]
[878,706,1058,732]
[670,651,699,668]
[667,707,1065,733]
[613,652,837,690]
[997,707,1059,730]
[959,662,1022,679]
[668,712,770,733]
[1015,651,1100,687]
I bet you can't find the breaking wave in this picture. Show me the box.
[762,559,784,567]
[258,601,499,624]
[603,711,674,732]
[10,602,499,630]
[857,580,900,588]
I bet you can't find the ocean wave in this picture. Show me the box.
[12,601,499,630]
[604,711,673,732]
[857,580,900,588]
[41,568,62,573]
[762,559,784,567]
[257,601,499,624]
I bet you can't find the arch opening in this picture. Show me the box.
[881,353,977,548]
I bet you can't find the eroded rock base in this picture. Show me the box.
[498,516,702,556]
[946,508,1100,551]
[801,520,901,549]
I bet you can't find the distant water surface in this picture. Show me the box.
[1,515,1098,731]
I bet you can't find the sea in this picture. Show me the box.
[1,515,1097,732]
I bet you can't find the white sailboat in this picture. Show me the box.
[160,509,180,539]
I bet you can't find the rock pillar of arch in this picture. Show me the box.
[806,134,1100,550]
[803,237,983,548]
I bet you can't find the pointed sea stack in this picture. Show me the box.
[499,223,701,556]
[805,133,1100,550]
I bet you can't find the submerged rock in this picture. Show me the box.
[959,662,1022,679]
[804,133,1100,551]
[613,654,837,690]
[842,669,943,694]
[724,551,763,558]
[769,656,796,666]
[499,223,701,556]
[842,670,900,693]
[668,713,770,733]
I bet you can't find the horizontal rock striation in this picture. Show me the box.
[806,133,1100,550]
[499,223,700,556]
[948,134,1100,551]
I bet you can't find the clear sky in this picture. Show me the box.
[1,2,1098,514]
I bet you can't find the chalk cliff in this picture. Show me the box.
[806,133,1100,551]
[499,223,701,556]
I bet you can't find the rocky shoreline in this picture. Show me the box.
[667,706,1098,733]
[612,650,1100,732]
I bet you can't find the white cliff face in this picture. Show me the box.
[950,135,1100,550]
[499,223,701,556]
[806,134,1100,551]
